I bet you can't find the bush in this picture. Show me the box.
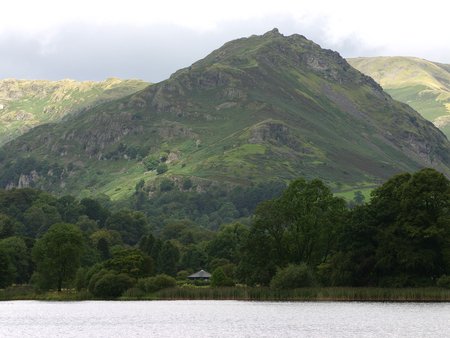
[140,274,177,292]
[92,271,135,297]
[210,267,235,287]
[160,178,174,192]
[177,270,190,281]
[270,263,317,290]
[157,164,168,175]
[437,275,450,288]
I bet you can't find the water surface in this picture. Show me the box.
[1,300,449,337]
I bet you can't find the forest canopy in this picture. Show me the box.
[2,168,450,296]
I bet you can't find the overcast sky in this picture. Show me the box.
[1,0,448,83]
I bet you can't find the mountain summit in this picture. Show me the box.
[2,29,450,198]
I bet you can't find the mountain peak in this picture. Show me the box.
[263,28,283,38]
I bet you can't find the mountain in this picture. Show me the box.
[0,77,150,145]
[2,29,450,200]
[347,57,450,138]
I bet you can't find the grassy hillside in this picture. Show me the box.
[347,57,450,137]
[0,77,150,145]
[2,29,450,201]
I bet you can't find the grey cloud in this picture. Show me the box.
[0,16,447,83]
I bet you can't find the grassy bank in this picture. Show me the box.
[3,286,450,301]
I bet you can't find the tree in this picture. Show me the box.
[103,249,153,279]
[0,245,15,288]
[97,237,111,261]
[374,168,450,286]
[105,210,148,245]
[31,223,85,292]
[0,236,32,284]
[157,241,179,277]
[236,178,347,286]
[270,263,316,289]
[0,214,14,239]
[210,266,235,287]
[156,164,168,175]
[353,191,365,204]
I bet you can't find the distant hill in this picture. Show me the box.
[0,77,150,145]
[347,57,450,138]
[2,29,450,200]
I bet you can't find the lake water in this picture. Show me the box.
[1,300,450,337]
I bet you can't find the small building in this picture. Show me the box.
[187,270,212,280]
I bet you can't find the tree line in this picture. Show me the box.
[2,168,450,295]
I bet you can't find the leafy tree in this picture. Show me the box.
[374,168,450,286]
[236,178,346,286]
[90,270,135,297]
[144,156,159,171]
[159,178,174,192]
[353,191,365,204]
[0,245,15,288]
[156,164,168,175]
[105,210,148,245]
[31,223,85,292]
[157,241,179,277]
[140,274,176,292]
[182,178,192,190]
[0,236,32,284]
[97,237,111,261]
[80,198,111,228]
[103,249,153,279]
[0,214,14,239]
[210,266,235,287]
[270,263,317,289]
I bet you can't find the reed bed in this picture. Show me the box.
[0,287,95,301]
[3,286,450,301]
[156,286,450,302]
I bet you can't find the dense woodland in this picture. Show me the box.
[2,168,450,297]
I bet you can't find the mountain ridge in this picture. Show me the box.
[1,29,450,200]
[347,56,450,137]
[0,77,150,145]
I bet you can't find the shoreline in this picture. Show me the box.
[3,286,450,302]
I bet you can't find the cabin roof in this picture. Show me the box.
[188,270,212,279]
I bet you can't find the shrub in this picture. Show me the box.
[157,164,168,175]
[210,267,235,287]
[270,263,317,290]
[437,275,450,288]
[145,274,177,292]
[160,178,174,192]
[92,272,135,297]
[177,270,190,281]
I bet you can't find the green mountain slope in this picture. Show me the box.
[347,57,450,137]
[0,77,150,145]
[2,29,450,200]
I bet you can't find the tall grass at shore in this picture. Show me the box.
[3,286,450,301]
[156,287,450,301]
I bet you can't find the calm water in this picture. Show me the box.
[1,300,450,337]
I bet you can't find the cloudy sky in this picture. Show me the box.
[1,0,448,83]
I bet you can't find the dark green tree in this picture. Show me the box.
[156,241,179,277]
[0,236,32,284]
[0,245,15,288]
[210,266,235,287]
[97,237,111,261]
[374,168,450,286]
[31,223,85,292]
[103,249,153,279]
[353,191,365,204]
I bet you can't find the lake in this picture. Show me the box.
[1,300,449,337]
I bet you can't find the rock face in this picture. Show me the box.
[0,78,150,146]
